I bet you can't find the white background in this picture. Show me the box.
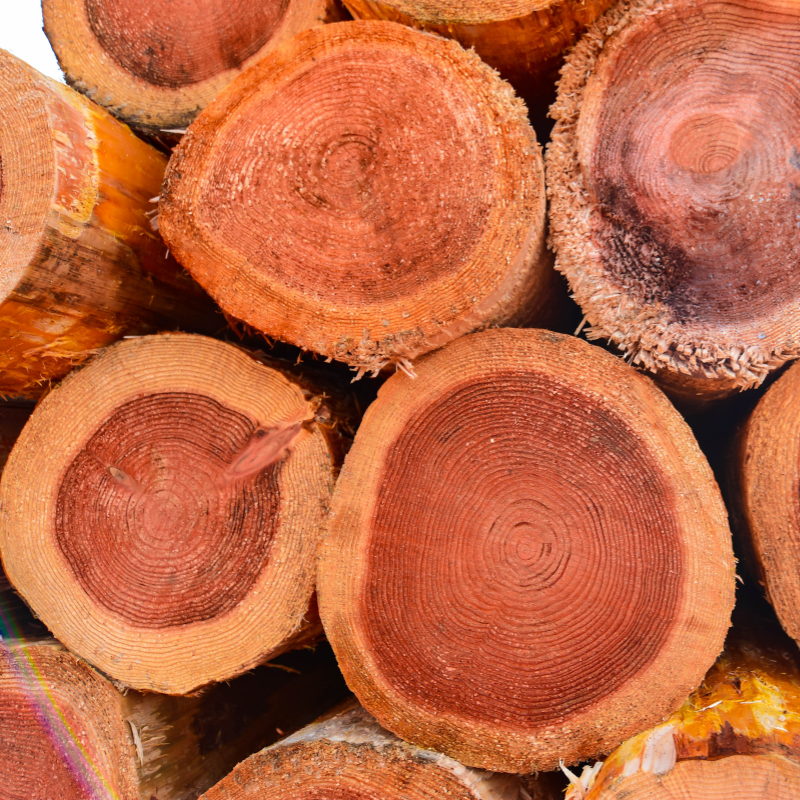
[1,3,65,81]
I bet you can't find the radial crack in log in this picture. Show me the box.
[0,333,338,694]
[546,0,800,404]
[318,328,735,772]
[160,21,562,379]
[42,0,345,133]
[0,49,218,399]
[201,704,526,800]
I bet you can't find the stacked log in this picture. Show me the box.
[318,328,735,772]
[0,334,339,694]
[42,0,345,133]
[728,360,800,646]
[0,639,349,799]
[342,0,615,122]
[159,22,561,378]
[567,623,800,799]
[0,50,217,398]
[546,0,800,406]
[200,704,538,800]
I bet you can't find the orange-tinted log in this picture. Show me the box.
[568,629,800,799]
[0,334,338,694]
[0,640,349,800]
[0,50,216,399]
[729,360,800,645]
[201,705,525,800]
[318,328,735,772]
[42,0,345,133]
[160,22,559,378]
[343,0,614,120]
[547,0,800,404]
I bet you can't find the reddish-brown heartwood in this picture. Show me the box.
[729,360,800,648]
[0,49,216,398]
[160,22,562,379]
[319,328,735,772]
[0,639,349,800]
[0,334,339,694]
[42,0,345,133]
[547,0,800,406]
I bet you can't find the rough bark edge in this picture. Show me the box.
[545,0,796,390]
[160,23,553,379]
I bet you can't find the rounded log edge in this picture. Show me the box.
[0,333,336,694]
[318,327,735,772]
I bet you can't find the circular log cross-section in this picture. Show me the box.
[0,642,139,800]
[318,328,735,772]
[43,0,344,132]
[0,334,336,694]
[343,0,615,119]
[201,706,524,800]
[547,0,800,403]
[731,360,800,645]
[160,22,554,378]
[0,50,215,398]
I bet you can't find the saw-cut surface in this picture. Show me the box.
[576,630,800,799]
[318,328,735,772]
[547,0,800,401]
[0,334,336,694]
[42,0,343,132]
[160,22,555,378]
[0,642,138,800]
[731,360,800,644]
[0,49,214,398]
[343,0,615,114]
[201,705,524,800]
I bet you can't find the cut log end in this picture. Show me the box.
[160,22,555,375]
[0,334,336,693]
[0,644,138,800]
[43,0,344,131]
[201,706,523,800]
[319,328,735,772]
[547,0,800,395]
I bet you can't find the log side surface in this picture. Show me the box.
[546,0,800,402]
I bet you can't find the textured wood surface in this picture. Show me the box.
[547,0,800,402]
[0,50,216,398]
[0,334,337,693]
[318,327,735,772]
[160,21,559,378]
[42,0,345,132]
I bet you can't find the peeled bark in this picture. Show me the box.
[318,327,735,772]
[0,50,217,399]
[546,0,800,403]
[0,639,349,800]
[729,360,800,645]
[0,333,338,694]
[42,0,345,133]
[569,632,800,799]
[342,0,615,117]
[201,705,525,800]
[160,21,559,378]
